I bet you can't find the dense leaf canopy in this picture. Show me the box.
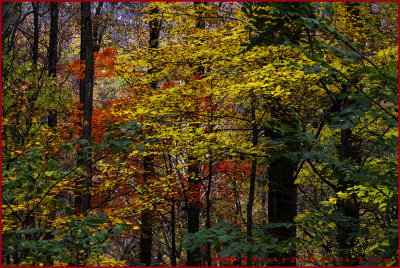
[2,2,398,266]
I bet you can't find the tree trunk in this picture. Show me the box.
[334,5,362,264]
[267,117,298,266]
[139,6,160,265]
[31,2,39,70]
[267,157,297,262]
[204,94,215,266]
[246,89,258,266]
[261,177,267,225]
[335,86,361,263]
[265,16,302,262]
[186,157,201,266]
[139,157,155,266]
[186,2,206,266]
[171,197,178,266]
[78,2,94,215]
[205,158,213,266]
[47,2,58,129]
[336,127,360,258]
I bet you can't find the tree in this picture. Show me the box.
[47,2,58,128]
[139,4,160,266]
[242,2,398,265]
[77,2,95,215]
[186,2,207,266]
[2,2,397,266]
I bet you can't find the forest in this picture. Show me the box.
[2,2,398,266]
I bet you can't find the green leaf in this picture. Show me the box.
[312,65,323,73]
[44,171,54,177]
[341,121,353,130]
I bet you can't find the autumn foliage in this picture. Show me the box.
[2,2,398,267]
[62,47,117,79]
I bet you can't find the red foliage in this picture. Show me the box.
[192,75,203,80]
[197,96,211,102]
[63,99,127,145]
[60,47,117,79]
[64,60,85,79]
[161,81,176,89]
[94,47,117,78]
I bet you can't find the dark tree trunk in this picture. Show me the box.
[336,127,360,257]
[232,179,241,224]
[44,0,59,250]
[261,178,267,225]
[335,85,361,263]
[186,157,201,266]
[246,90,258,265]
[77,2,94,215]
[47,2,58,129]
[166,151,178,266]
[139,157,154,266]
[267,157,297,260]
[148,7,160,51]
[334,4,362,256]
[31,2,39,70]
[186,2,206,266]
[171,197,178,266]
[139,6,160,266]
[205,158,213,266]
[48,2,58,76]
[267,117,298,266]
[265,14,302,258]
[204,94,215,265]
[139,157,155,266]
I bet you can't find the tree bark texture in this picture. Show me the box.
[77,2,94,214]
[139,6,160,265]
[267,116,298,265]
[245,89,259,266]
[47,2,58,128]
